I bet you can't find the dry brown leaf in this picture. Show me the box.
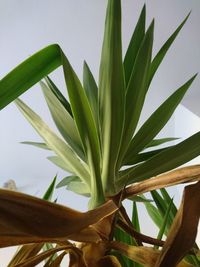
[0,189,117,247]
[124,165,200,198]
[13,245,71,267]
[68,249,86,267]
[155,181,200,267]
[81,242,107,266]
[8,243,44,266]
[92,214,115,240]
[68,227,101,243]
[46,252,67,267]
[109,241,195,267]
[110,241,159,266]
[96,255,121,267]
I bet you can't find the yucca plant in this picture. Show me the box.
[0,1,200,266]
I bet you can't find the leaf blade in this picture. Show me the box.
[124,74,197,162]
[41,81,85,161]
[119,131,200,186]
[0,44,61,110]
[61,52,104,207]
[15,99,90,186]
[118,21,154,167]
[124,4,146,86]
[98,0,125,193]
[149,13,190,85]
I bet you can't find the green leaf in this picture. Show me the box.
[45,76,72,116]
[98,0,125,194]
[15,99,90,186]
[124,74,196,162]
[143,196,163,230]
[145,137,179,149]
[118,21,154,167]
[123,146,173,166]
[67,181,90,197]
[41,81,85,161]
[148,12,190,85]
[43,243,57,264]
[43,175,57,202]
[128,195,152,203]
[118,130,200,186]
[21,141,50,150]
[47,156,75,174]
[132,201,140,232]
[154,197,174,249]
[151,190,168,215]
[114,227,133,267]
[56,176,80,188]
[151,190,173,228]
[124,4,146,86]
[61,52,104,207]
[0,44,61,110]
[83,61,99,131]
[160,188,177,217]
[132,202,143,267]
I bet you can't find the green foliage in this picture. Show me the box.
[0,1,198,208]
[0,1,199,265]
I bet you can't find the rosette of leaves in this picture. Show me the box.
[0,0,200,266]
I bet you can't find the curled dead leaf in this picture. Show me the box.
[155,181,200,267]
[124,165,200,198]
[109,241,196,267]
[0,189,117,247]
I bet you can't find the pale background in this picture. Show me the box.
[0,0,200,266]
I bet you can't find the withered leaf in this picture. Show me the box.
[0,189,117,247]
[109,241,196,267]
[96,255,121,267]
[13,245,71,267]
[8,243,44,266]
[47,252,67,267]
[124,165,200,198]
[155,181,200,267]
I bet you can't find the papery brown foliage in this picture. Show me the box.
[155,181,200,267]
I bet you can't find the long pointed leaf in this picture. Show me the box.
[43,176,57,201]
[118,21,154,167]
[124,4,146,86]
[145,137,179,149]
[123,146,173,166]
[61,52,104,207]
[45,76,72,116]
[124,74,196,163]
[0,45,61,109]
[15,99,90,186]
[99,0,125,193]
[149,13,190,85]
[132,202,142,267]
[119,131,200,186]
[155,197,174,249]
[41,81,85,161]
[83,61,99,130]
[143,198,163,230]
[21,141,50,150]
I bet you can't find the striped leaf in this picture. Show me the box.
[15,99,90,186]
[99,0,125,194]
[124,75,196,163]
[41,81,85,161]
